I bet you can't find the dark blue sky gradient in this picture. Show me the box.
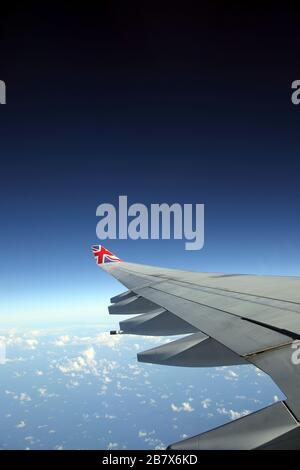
[1,4,300,322]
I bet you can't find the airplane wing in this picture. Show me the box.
[92,245,300,449]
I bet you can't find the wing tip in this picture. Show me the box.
[91,244,122,265]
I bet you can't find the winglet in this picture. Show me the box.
[92,245,122,265]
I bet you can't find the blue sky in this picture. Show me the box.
[1,4,300,325]
[1,143,300,325]
[1,120,300,324]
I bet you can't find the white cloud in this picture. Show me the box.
[13,371,26,378]
[254,367,265,377]
[82,346,95,362]
[154,443,166,450]
[29,330,42,337]
[56,347,98,376]
[25,339,38,350]
[171,402,194,413]
[72,332,122,350]
[138,429,165,450]
[24,436,35,445]
[201,398,211,409]
[107,442,119,449]
[160,393,169,400]
[182,402,194,412]
[227,370,238,378]
[1,333,39,350]
[16,421,26,429]
[217,406,250,420]
[228,409,250,420]
[54,335,70,347]
[10,392,32,403]
[171,403,180,412]
[66,380,79,389]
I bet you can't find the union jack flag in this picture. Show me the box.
[92,245,121,264]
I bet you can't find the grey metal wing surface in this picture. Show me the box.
[92,246,300,449]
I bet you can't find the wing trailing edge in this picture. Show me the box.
[119,308,198,336]
[168,402,300,450]
[138,332,246,367]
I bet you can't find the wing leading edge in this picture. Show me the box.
[92,245,300,449]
